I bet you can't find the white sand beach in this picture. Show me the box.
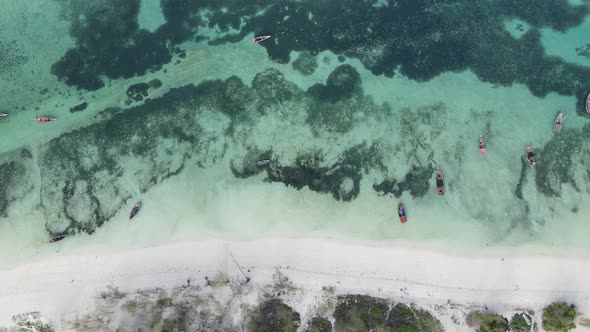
[0,238,589,330]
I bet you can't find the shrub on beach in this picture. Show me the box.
[385,303,439,332]
[248,298,301,332]
[542,302,576,331]
[206,272,230,288]
[410,306,445,332]
[477,315,509,332]
[305,317,332,332]
[333,295,389,331]
[510,312,533,332]
[332,295,442,332]
[5,312,54,332]
[466,310,509,332]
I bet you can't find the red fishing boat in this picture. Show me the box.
[479,135,487,154]
[435,168,444,196]
[36,116,56,122]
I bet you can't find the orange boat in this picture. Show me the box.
[398,203,407,223]
[586,93,590,113]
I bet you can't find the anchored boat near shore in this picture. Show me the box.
[36,116,56,122]
[479,135,487,153]
[398,203,407,223]
[129,202,142,220]
[256,159,270,167]
[435,168,444,196]
[49,234,68,243]
[525,144,537,168]
[252,35,271,43]
[553,111,564,134]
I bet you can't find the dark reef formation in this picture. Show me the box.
[69,102,88,113]
[292,51,318,76]
[227,67,391,203]
[513,127,590,201]
[51,0,172,90]
[0,39,28,80]
[38,83,230,235]
[6,20,590,238]
[0,64,442,236]
[263,144,374,202]
[306,64,389,135]
[534,130,588,197]
[232,0,590,104]
[0,148,35,218]
[308,64,361,103]
[127,82,150,102]
[126,79,164,104]
[52,0,590,115]
[374,166,433,198]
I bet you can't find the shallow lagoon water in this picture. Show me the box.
[1,0,590,266]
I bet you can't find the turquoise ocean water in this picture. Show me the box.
[1,0,590,264]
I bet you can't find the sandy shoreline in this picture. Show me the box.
[0,238,589,329]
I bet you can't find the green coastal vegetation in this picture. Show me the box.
[463,301,580,332]
[248,294,444,332]
[466,310,509,332]
[305,317,332,332]
[542,302,577,332]
[509,312,534,332]
[332,295,443,332]
[248,299,301,332]
[0,282,583,332]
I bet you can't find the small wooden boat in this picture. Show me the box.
[0,113,7,118]
[129,202,141,220]
[398,203,407,223]
[525,144,536,168]
[49,234,68,243]
[36,116,56,122]
[479,135,487,154]
[586,93,590,113]
[256,159,270,167]
[435,168,444,196]
[252,35,271,43]
[553,112,563,134]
